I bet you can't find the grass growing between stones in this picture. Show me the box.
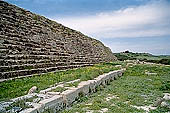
[50,87,67,93]
[64,81,81,88]
[62,64,170,113]
[0,62,122,101]
[4,95,38,112]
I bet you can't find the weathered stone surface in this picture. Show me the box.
[20,103,43,113]
[87,80,98,93]
[163,93,170,101]
[0,1,117,81]
[9,107,22,113]
[28,86,37,94]
[0,104,5,113]
[39,95,64,111]
[61,89,79,106]
[77,81,90,95]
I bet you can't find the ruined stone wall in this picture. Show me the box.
[0,1,117,80]
[1,69,124,113]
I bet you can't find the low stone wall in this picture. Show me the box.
[20,69,125,113]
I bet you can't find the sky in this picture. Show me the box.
[5,0,170,55]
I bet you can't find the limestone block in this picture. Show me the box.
[39,86,59,94]
[107,72,115,81]
[47,92,60,95]
[110,71,118,81]
[39,95,63,111]
[113,71,119,79]
[100,76,108,86]
[37,94,50,99]
[94,76,103,86]
[11,93,36,103]
[78,81,91,95]
[118,71,123,77]
[103,73,111,84]
[87,80,97,92]
[21,103,43,113]
[28,86,37,94]
[96,73,110,86]
[163,93,170,101]
[115,65,122,68]
[61,89,79,106]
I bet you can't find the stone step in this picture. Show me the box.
[0,48,9,53]
[0,62,69,72]
[0,54,70,60]
[0,36,65,47]
[1,42,69,56]
[56,64,93,70]
[0,59,61,66]
[0,64,93,79]
[0,67,54,79]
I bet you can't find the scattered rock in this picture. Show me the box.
[86,110,93,113]
[10,107,22,112]
[163,93,170,101]
[123,101,129,104]
[0,101,13,108]
[115,65,122,68]
[28,86,37,94]
[154,93,170,107]
[111,103,116,106]
[0,104,5,113]
[47,92,60,95]
[106,95,119,101]
[161,102,170,108]
[126,63,133,67]
[147,79,152,81]
[130,105,157,112]
[85,103,92,106]
[145,72,157,75]
[99,108,108,113]
[25,102,34,107]
[153,97,164,107]
[33,98,41,103]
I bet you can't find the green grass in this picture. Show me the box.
[64,81,80,88]
[114,52,170,65]
[61,64,170,113]
[136,56,162,60]
[50,87,67,93]
[0,62,121,101]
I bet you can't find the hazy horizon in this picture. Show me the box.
[5,0,170,55]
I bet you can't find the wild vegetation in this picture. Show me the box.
[1,58,170,113]
[61,64,170,113]
[0,62,121,101]
[114,51,170,65]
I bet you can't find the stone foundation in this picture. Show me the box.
[22,69,125,113]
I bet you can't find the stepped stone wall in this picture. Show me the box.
[0,1,117,80]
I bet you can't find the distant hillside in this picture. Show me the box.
[0,1,117,80]
[114,51,170,65]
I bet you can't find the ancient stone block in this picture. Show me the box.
[39,95,63,111]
